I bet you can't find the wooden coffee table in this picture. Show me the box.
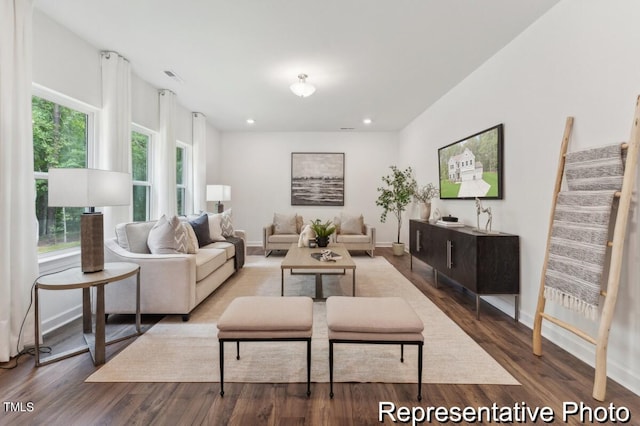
[281,243,356,298]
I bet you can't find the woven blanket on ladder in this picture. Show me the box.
[544,144,624,320]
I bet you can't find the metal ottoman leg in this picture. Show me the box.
[306,338,311,397]
[329,340,334,398]
[219,340,225,397]
[418,343,423,401]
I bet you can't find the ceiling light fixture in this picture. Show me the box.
[363,118,372,125]
[246,118,255,124]
[290,73,316,98]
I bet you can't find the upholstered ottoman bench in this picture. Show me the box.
[217,296,313,397]
[326,296,425,400]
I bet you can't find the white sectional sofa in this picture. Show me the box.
[104,218,246,321]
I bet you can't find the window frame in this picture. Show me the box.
[131,124,155,222]
[176,141,192,216]
[32,84,99,260]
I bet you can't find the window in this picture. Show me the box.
[176,144,187,216]
[33,93,93,254]
[132,127,152,221]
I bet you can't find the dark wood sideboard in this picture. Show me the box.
[409,219,520,321]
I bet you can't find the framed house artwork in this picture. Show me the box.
[291,152,345,206]
[438,124,504,200]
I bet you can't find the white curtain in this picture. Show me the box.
[0,0,39,361]
[192,112,207,213]
[153,89,177,218]
[99,51,131,235]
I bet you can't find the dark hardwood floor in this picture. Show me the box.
[1,247,638,425]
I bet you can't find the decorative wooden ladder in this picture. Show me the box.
[532,96,640,401]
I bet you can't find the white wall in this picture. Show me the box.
[131,73,159,130]
[399,0,640,396]
[33,10,101,108]
[219,132,398,246]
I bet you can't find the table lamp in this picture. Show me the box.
[48,168,131,273]
[206,184,231,213]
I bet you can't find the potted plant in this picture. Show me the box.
[310,219,336,248]
[376,166,417,256]
[413,183,439,221]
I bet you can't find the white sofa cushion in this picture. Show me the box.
[336,234,370,244]
[195,248,227,281]
[115,221,155,254]
[204,241,235,259]
[268,234,300,244]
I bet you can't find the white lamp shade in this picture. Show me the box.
[290,81,316,98]
[48,168,132,207]
[206,184,231,201]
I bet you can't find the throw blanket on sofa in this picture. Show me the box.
[544,144,624,320]
[226,236,245,270]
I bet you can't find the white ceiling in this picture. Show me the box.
[35,0,559,132]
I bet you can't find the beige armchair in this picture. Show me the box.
[332,213,375,257]
[263,213,304,256]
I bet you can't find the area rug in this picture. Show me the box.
[86,256,519,385]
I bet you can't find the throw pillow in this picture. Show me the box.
[273,213,297,234]
[333,216,341,234]
[183,222,199,254]
[220,209,234,237]
[147,215,188,254]
[208,213,225,241]
[189,213,213,247]
[296,214,304,234]
[340,214,364,235]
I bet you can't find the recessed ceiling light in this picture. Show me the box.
[246,119,255,124]
[363,118,372,125]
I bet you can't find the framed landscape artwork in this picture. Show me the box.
[438,124,504,200]
[291,152,344,206]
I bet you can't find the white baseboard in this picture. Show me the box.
[517,309,640,398]
[41,303,82,336]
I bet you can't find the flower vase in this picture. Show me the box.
[419,202,431,221]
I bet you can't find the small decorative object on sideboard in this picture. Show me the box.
[413,183,439,221]
[437,214,464,227]
[436,217,465,227]
[431,208,441,224]
[475,197,493,233]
